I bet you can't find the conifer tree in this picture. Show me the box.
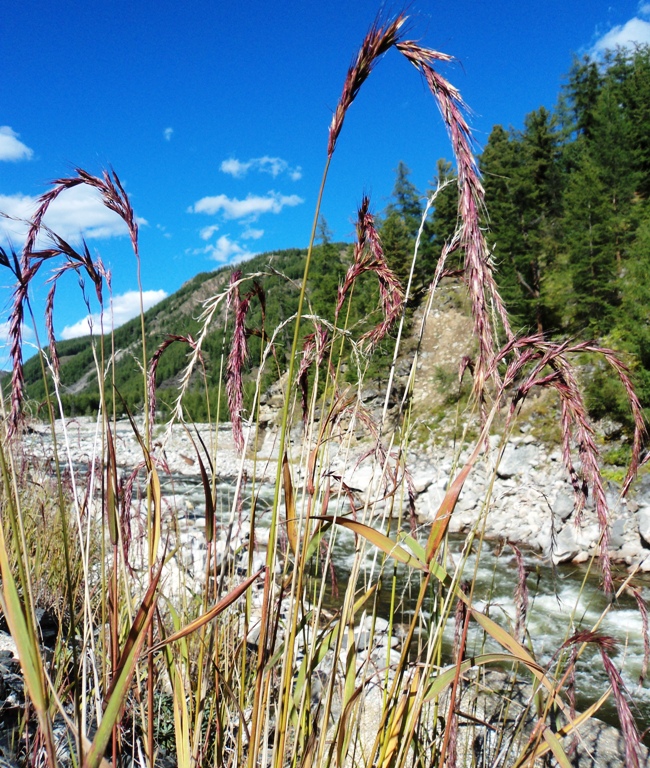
[380,161,423,289]
[422,158,458,281]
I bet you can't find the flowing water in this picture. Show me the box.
[169,474,650,742]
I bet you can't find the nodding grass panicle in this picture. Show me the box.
[328,14,407,159]
[562,632,644,768]
[397,40,514,394]
[226,271,266,453]
[336,195,404,349]
[226,270,249,453]
[148,334,201,435]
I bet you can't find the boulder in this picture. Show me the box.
[636,506,650,547]
[552,488,575,523]
[551,524,580,564]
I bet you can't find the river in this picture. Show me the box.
[165,472,650,744]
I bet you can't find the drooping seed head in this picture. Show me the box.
[328,14,407,158]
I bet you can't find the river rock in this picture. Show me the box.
[636,506,650,546]
[553,487,575,522]
[551,524,581,564]
[609,515,627,549]
[495,443,539,479]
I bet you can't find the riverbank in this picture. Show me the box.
[7,415,650,766]
[21,416,650,573]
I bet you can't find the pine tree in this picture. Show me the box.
[386,161,423,238]
[380,209,412,287]
[480,124,532,329]
[561,146,618,333]
[563,56,602,140]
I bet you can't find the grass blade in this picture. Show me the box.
[0,440,56,764]
[283,452,298,555]
[84,563,162,768]
[314,516,428,571]
[148,567,264,655]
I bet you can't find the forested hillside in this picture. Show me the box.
[21,236,397,420]
[381,45,650,428]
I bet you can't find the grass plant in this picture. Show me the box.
[1,11,649,768]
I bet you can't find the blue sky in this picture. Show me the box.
[2,0,650,360]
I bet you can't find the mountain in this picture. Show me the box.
[20,241,397,421]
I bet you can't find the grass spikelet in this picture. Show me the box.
[336,195,404,349]
[44,282,59,379]
[328,14,407,158]
[397,40,513,391]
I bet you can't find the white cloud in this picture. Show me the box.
[220,156,302,181]
[0,127,33,162]
[60,289,167,340]
[199,235,256,264]
[220,158,250,178]
[241,227,264,240]
[0,193,38,243]
[199,224,220,241]
[163,127,174,141]
[0,322,34,370]
[0,321,34,343]
[0,185,147,246]
[591,4,650,53]
[189,191,303,220]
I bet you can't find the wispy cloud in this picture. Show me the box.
[200,234,256,264]
[199,224,220,240]
[591,3,650,53]
[241,227,264,240]
[189,191,303,220]
[0,185,147,246]
[220,156,302,181]
[0,321,34,344]
[163,127,174,141]
[0,322,34,369]
[0,127,33,162]
[61,289,167,340]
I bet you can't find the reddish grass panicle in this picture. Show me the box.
[336,195,404,349]
[397,40,513,393]
[8,169,136,435]
[563,631,644,768]
[328,14,407,159]
[226,271,266,453]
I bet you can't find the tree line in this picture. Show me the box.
[380,45,650,427]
